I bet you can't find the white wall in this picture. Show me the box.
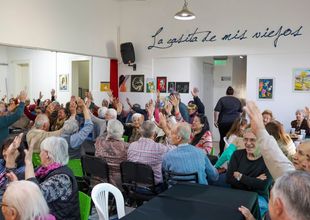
[117,0,310,132]
[0,46,8,98]
[247,53,310,131]
[6,47,56,101]
[0,0,120,58]
[91,57,111,106]
[56,52,91,105]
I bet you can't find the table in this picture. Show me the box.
[121,183,259,220]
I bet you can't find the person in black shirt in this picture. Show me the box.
[214,86,242,155]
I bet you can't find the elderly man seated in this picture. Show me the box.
[26,113,63,153]
[239,171,310,220]
[127,120,175,186]
[62,98,93,159]
[162,122,218,185]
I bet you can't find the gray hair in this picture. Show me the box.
[175,122,191,144]
[98,107,108,119]
[107,119,124,140]
[34,114,49,129]
[272,171,310,220]
[4,180,49,220]
[141,120,156,138]
[62,117,79,135]
[296,109,305,117]
[106,108,117,119]
[132,113,142,120]
[40,136,69,165]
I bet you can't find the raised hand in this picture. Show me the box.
[19,90,27,102]
[39,91,43,100]
[191,87,199,97]
[170,95,179,107]
[244,101,265,135]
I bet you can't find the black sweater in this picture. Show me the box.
[226,149,272,200]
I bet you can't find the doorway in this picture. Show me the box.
[12,61,30,97]
[72,60,90,99]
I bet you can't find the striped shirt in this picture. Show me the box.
[162,144,219,184]
[127,138,176,184]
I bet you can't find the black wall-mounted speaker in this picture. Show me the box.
[120,42,135,64]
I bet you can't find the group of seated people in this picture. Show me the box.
[0,88,309,220]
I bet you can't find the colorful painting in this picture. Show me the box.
[157,77,167,93]
[258,78,273,99]
[293,68,310,91]
[168,82,176,92]
[130,75,144,92]
[146,78,156,93]
[119,75,130,92]
[176,82,190,93]
[100,82,110,92]
[59,74,69,91]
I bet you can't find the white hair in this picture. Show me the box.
[272,171,310,220]
[40,136,69,165]
[296,109,305,117]
[106,108,117,119]
[107,119,124,140]
[175,122,191,144]
[34,114,49,129]
[98,107,108,119]
[132,113,142,120]
[4,180,49,220]
[140,120,156,138]
[62,117,79,135]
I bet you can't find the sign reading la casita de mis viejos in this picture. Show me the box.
[147,25,303,50]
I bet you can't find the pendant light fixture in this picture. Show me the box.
[174,0,196,20]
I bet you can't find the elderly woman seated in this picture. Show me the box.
[291,109,310,136]
[95,119,129,190]
[226,128,272,218]
[8,136,80,219]
[124,113,144,143]
[190,114,213,154]
[266,120,296,161]
[2,180,55,220]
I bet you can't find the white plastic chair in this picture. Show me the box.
[91,183,125,220]
[223,136,230,148]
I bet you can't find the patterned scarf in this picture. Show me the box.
[35,162,62,179]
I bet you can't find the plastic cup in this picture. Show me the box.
[290,128,296,134]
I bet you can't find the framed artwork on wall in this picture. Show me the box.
[130,75,144,92]
[176,82,190,93]
[146,78,156,93]
[167,82,176,92]
[119,75,130,92]
[59,74,69,91]
[258,78,274,99]
[157,77,167,93]
[100,81,110,92]
[293,68,310,91]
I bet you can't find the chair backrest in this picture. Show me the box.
[223,136,230,147]
[67,159,83,178]
[79,191,92,220]
[122,135,129,142]
[81,155,109,183]
[91,183,125,220]
[120,161,155,191]
[164,170,198,186]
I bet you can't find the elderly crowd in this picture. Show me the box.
[0,86,309,220]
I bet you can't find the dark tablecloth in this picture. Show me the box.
[121,183,259,220]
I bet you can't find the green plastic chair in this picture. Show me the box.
[210,147,215,156]
[122,135,129,142]
[32,153,41,167]
[68,159,83,178]
[79,191,92,220]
